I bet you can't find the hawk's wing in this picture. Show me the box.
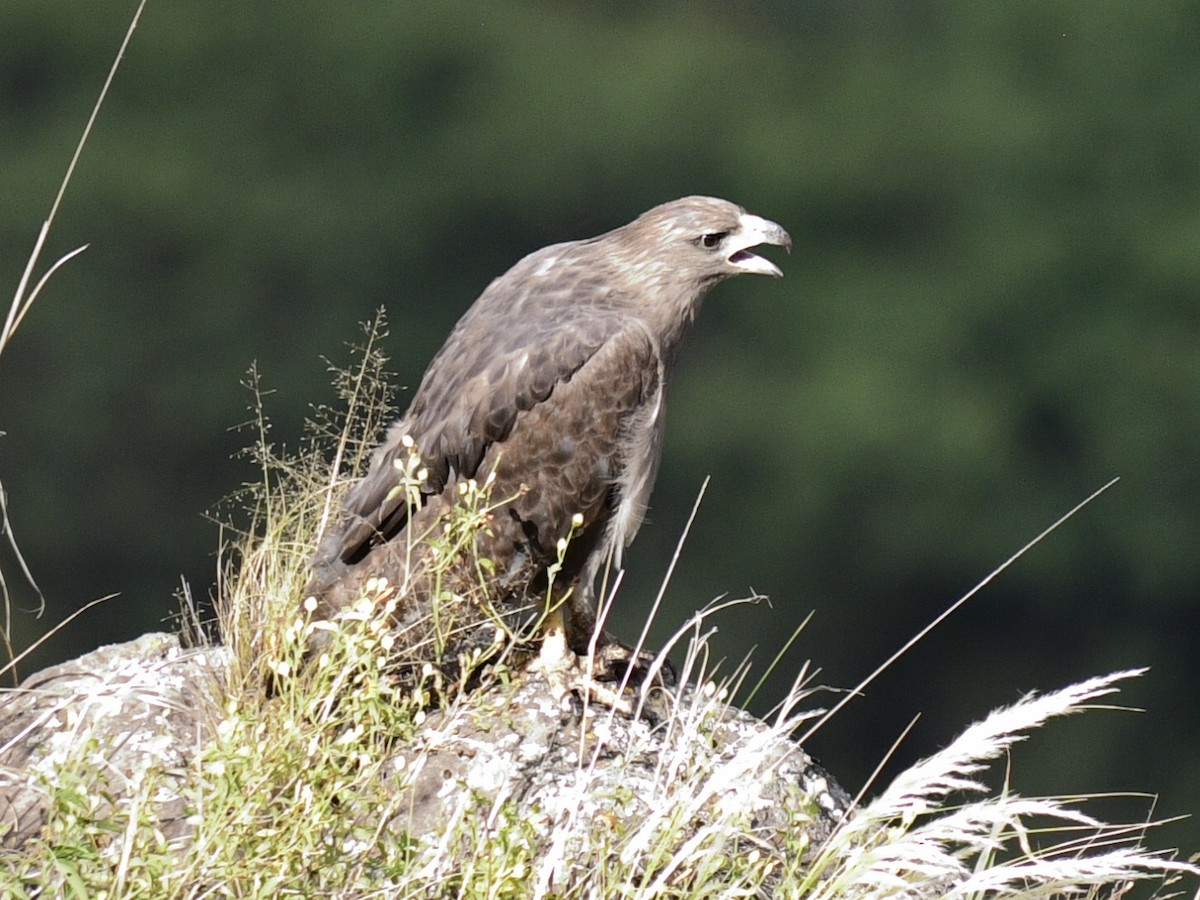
[315,256,658,571]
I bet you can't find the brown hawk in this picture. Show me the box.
[307,197,790,689]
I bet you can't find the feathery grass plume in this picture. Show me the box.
[799,669,1199,900]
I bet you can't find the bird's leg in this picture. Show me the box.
[531,601,575,675]
[530,607,672,720]
[530,603,644,717]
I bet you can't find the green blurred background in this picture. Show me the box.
[2,0,1197,858]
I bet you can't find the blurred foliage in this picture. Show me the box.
[1,0,1197,858]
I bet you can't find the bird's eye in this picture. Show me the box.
[697,232,727,249]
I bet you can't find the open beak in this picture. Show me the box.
[728,213,792,278]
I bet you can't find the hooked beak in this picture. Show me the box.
[727,213,792,278]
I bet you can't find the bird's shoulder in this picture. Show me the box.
[407,240,650,460]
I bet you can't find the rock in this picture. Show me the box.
[0,632,850,879]
[0,632,228,850]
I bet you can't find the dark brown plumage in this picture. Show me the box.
[307,196,790,679]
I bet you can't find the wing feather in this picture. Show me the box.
[314,245,646,570]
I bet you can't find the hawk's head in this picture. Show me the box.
[618,195,792,283]
[600,196,791,338]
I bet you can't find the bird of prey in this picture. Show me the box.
[306,196,790,691]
